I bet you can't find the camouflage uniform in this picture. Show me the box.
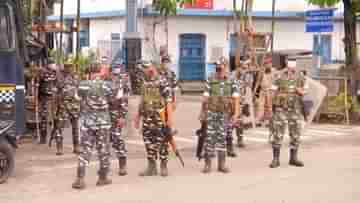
[109,70,129,176]
[202,74,240,173]
[72,77,119,189]
[51,66,81,155]
[158,62,178,101]
[138,73,172,177]
[230,69,249,150]
[38,64,58,144]
[269,68,306,168]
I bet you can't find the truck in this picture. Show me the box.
[0,0,27,183]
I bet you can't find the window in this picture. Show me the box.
[0,4,15,50]
[79,30,89,48]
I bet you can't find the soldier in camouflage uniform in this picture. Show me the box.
[158,55,178,105]
[134,61,173,177]
[50,62,81,155]
[269,60,306,168]
[200,58,240,173]
[38,60,58,144]
[108,67,129,176]
[231,60,251,149]
[72,65,121,189]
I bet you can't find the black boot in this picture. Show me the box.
[56,138,63,156]
[202,157,212,173]
[226,136,237,157]
[269,148,280,168]
[236,128,246,148]
[289,148,304,167]
[72,166,86,189]
[118,157,127,176]
[139,159,158,176]
[96,169,112,186]
[218,151,230,173]
[160,160,168,177]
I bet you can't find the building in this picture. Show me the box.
[48,8,360,81]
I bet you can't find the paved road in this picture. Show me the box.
[1,97,359,203]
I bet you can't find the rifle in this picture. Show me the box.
[195,122,207,161]
[161,127,185,167]
[299,99,308,122]
[159,106,185,167]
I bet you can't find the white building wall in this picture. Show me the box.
[87,15,355,74]
[89,17,126,48]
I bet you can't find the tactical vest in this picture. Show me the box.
[81,79,109,111]
[208,78,234,114]
[141,80,165,113]
[273,77,302,109]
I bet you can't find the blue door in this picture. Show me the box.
[179,34,206,81]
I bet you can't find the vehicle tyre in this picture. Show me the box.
[0,138,15,184]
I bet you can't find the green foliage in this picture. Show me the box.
[153,0,194,16]
[307,0,360,13]
[328,92,360,113]
[49,48,65,64]
[68,53,91,80]
[306,0,340,7]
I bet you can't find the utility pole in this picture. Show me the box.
[76,0,81,72]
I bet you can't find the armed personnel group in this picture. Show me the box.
[35,54,308,190]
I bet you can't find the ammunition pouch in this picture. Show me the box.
[208,96,234,114]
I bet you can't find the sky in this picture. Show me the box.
[54,0,343,15]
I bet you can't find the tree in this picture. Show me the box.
[151,0,193,59]
[307,0,359,95]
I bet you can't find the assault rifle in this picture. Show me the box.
[159,107,185,167]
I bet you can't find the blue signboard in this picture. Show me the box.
[305,9,334,33]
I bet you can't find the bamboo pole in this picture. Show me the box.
[271,0,276,55]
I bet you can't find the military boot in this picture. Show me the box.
[289,148,304,167]
[139,159,158,176]
[160,160,168,177]
[56,138,63,156]
[72,167,86,189]
[218,151,230,173]
[236,128,246,148]
[269,148,280,168]
[96,169,112,186]
[202,157,212,173]
[118,157,127,176]
[226,137,237,157]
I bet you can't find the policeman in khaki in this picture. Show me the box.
[200,57,240,173]
[269,59,308,168]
